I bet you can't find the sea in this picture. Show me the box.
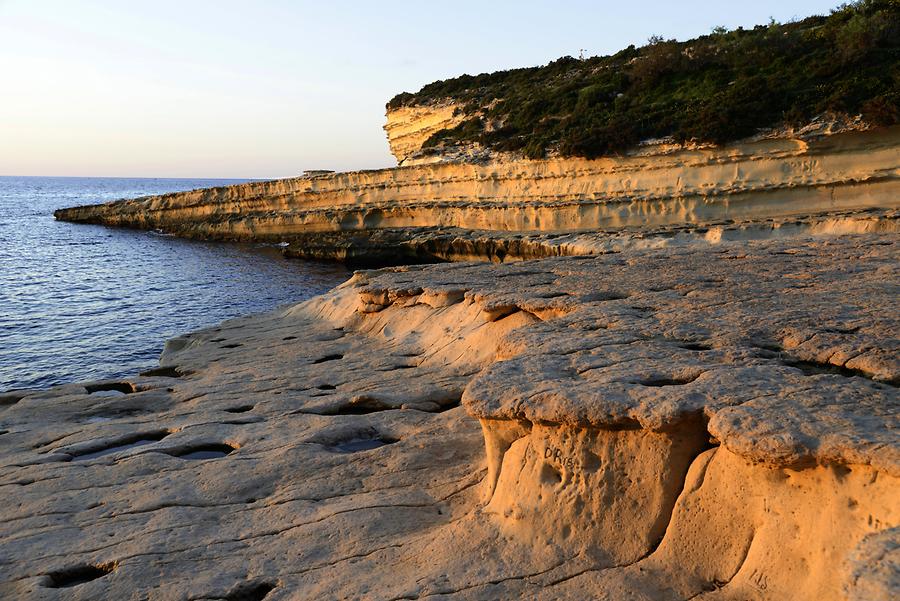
[0,176,349,392]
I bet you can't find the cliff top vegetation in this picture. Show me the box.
[388,0,899,159]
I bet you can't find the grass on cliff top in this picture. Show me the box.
[388,0,900,159]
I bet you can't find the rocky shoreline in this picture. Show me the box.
[1,231,897,599]
[9,3,900,597]
[54,126,900,264]
[276,208,900,266]
[10,113,899,600]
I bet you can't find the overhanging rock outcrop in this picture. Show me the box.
[1,233,897,599]
[383,101,468,165]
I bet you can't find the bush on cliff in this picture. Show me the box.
[391,0,900,159]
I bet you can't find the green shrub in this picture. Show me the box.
[388,0,900,159]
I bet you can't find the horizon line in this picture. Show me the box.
[0,174,277,181]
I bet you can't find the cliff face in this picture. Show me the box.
[383,102,467,164]
[55,126,900,262]
[384,4,900,162]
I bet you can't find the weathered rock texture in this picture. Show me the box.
[279,209,900,265]
[380,103,876,167]
[2,233,897,599]
[54,127,900,263]
[383,102,467,165]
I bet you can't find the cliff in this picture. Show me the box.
[55,126,900,263]
[386,2,899,162]
[54,2,900,265]
[2,232,896,599]
[383,102,467,165]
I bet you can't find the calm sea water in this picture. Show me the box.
[0,176,349,391]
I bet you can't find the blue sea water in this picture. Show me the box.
[0,176,349,391]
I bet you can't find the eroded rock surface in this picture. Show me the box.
[54,127,900,263]
[1,233,897,599]
[383,102,468,165]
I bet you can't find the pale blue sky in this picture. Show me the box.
[1,0,841,178]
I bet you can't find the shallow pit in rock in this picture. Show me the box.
[326,436,399,454]
[782,358,891,384]
[224,405,255,413]
[139,365,190,378]
[84,382,136,396]
[221,581,276,601]
[169,443,236,460]
[637,373,702,387]
[321,395,397,415]
[376,363,417,371]
[71,431,170,461]
[0,391,28,406]
[427,398,463,413]
[313,353,344,364]
[45,563,114,588]
[678,342,713,352]
[630,305,657,316]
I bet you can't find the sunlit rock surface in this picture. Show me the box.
[54,127,900,264]
[1,232,896,600]
[383,102,468,165]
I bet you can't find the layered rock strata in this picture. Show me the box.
[383,102,467,165]
[380,104,878,167]
[54,127,900,263]
[280,208,899,265]
[2,232,897,599]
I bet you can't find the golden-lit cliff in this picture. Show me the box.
[56,125,900,262]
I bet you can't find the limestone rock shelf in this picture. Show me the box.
[279,209,899,265]
[1,233,896,599]
[54,127,900,263]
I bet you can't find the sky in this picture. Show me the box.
[1,0,843,179]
